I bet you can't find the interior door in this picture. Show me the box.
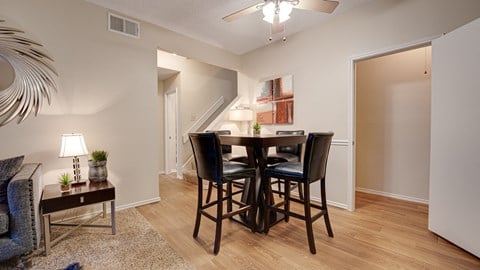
[429,18,480,257]
[165,90,177,173]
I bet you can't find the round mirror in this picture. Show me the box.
[0,20,57,126]
[0,56,14,90]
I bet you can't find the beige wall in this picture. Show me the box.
[356,47,431,202]
[241,0,480,207]
[0,0,241,208]
[429,18,480,257]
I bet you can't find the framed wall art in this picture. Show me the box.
[255,74,293,125]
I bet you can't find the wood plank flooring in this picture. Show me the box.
[136,174,480,269]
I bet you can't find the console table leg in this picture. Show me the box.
[111,200,116,235]
[43,215,51,256]
[102,202,107,218]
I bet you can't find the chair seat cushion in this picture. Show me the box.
[265,162,304,180]
[267,152,299,165]
[223,161,256,181]
[222,153,249,164]
[0,204,9,235]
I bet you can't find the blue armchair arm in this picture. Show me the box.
[0,163,42,262]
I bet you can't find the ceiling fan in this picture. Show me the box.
[223,0,339,34]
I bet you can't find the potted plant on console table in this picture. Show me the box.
[59,173,72,193]
[88,150,108,182]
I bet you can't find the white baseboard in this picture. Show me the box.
[116,196,162,211]
[310,195,348,209]
[289,191,348,209]
[356,187,429,205]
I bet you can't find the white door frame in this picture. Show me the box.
[164,87,179,176]
[347,36,438,211]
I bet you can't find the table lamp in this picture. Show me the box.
[230,107,253,135]
[59,133,89,185]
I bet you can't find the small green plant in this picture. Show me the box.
[253,122,261,132]
[58,173,72,185]
[91,150,108,161]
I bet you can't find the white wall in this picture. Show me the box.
[429,18,480,257]
[0,0,241,208]
[241,0,480,207]
[356,47,431,202]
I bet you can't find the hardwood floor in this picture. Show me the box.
[136,174,480,269]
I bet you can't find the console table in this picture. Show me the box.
[41,180,116,255]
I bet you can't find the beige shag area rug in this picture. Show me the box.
[30,208,192,270]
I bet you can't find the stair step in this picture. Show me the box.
[183,170,197,184]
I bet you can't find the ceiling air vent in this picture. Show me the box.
[108,12,140,38]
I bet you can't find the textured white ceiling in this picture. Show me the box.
[86,0,372,55]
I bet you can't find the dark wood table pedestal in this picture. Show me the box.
[220,134,306,232]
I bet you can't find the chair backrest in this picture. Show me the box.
[303,132,334,182]
[189,132,223,184]
[206,130,232,154]
[276,130,305,160]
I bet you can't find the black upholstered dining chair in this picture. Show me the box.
[189,132,257,254]
[264,132,334,254]
[205,130,248,203]
[267,130,305,200]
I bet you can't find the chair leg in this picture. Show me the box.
[227,181,233,214]
[206,182,213,203]
[303,182,316,254]
[284,179,290,223]
[213,183,223,255]
[264,176,272,234]
[321,179,334,237]
[298,183,304,200]
[193,177,203,238]
[248,177,257,233]
[277,179,282,198]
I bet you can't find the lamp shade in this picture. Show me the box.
[230,109,253,121]
[59,134,89,157]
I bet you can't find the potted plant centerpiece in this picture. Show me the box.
[88,150,108,182]
[253,122,261,135]
[59,173,72,193]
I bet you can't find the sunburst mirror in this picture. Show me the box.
[0,19,57,127]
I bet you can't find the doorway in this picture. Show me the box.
[349,43,432,210]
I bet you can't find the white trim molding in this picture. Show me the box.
[116,197,162,211]
[356,187,429,205]
[331,139,350,146]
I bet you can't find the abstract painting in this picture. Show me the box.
[255,75,293,125]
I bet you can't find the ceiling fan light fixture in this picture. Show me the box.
[262,1,293,24]
[279,2,293,23]
[262,2,275,23]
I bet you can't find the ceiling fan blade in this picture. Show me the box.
[295,0,339,14]
[223,3,262,22]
